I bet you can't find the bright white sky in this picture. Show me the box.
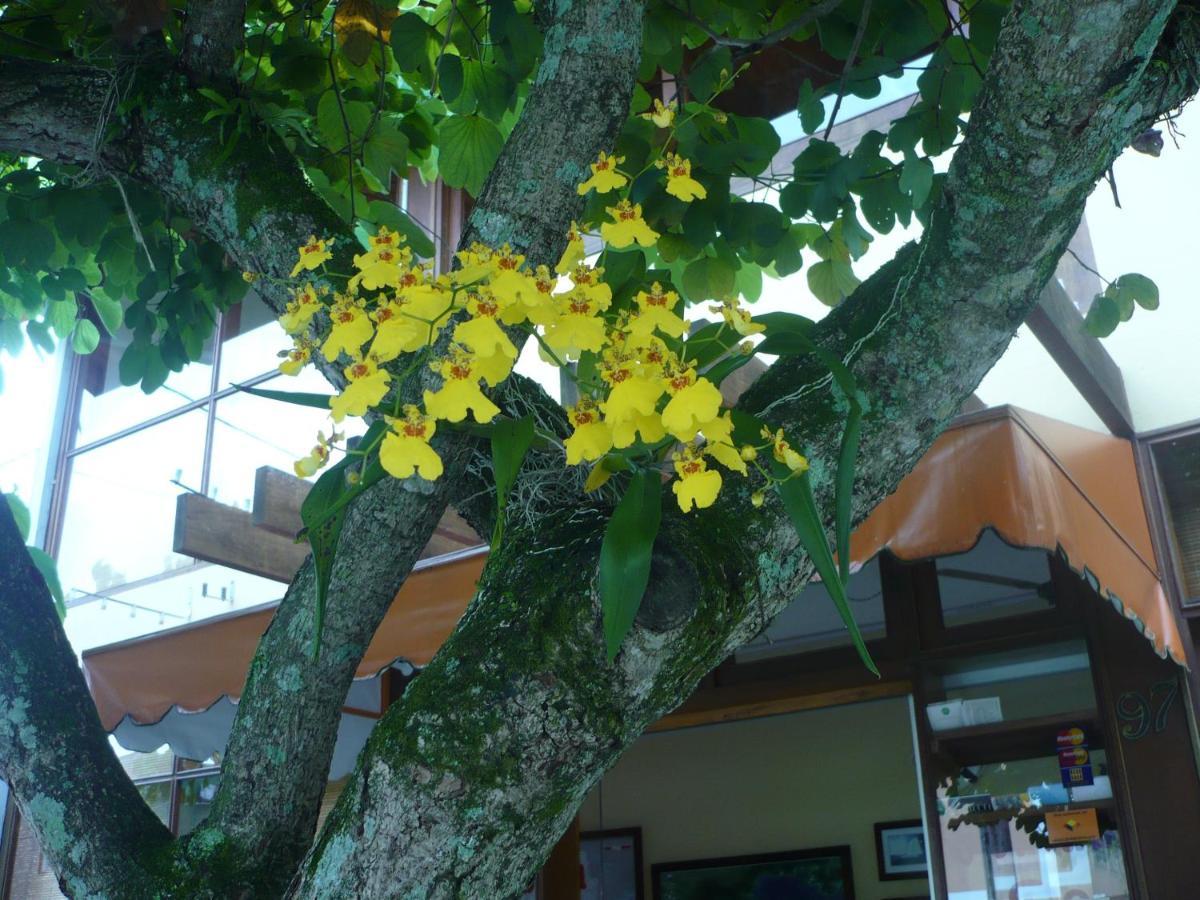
[1,83,1197,654]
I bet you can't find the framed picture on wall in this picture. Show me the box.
[582,827,644,900]
[873,820,928,881]
[652,845,855,900]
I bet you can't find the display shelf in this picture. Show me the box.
[930,708,1101,765]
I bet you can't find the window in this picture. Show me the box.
[1149,431,1200,605]
[51,290,355,654]
[119,747,221,836]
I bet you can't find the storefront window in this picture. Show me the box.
[176,773,220,836]
[734,558,886,661]
[937,533,1055,629]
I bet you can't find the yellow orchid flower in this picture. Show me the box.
[641,98,677,129]
[423,350,501,423]
[576,151,627,195]
[278,339,313,376]
[278,284,322,335]
[661,366,723,441]
[502,264,556,328]
[542,291,608,361]
[600,355,664,442]
[291,235,332,277]
[473,349,516,387]
[600,200,660,249]
[380,406,443,481]
[368,224,402,250]
[564,399,613,465]
[349,244,407,292]
[293,430,341,478]
[567,264,613,308]
[764,427,809,473]
[321,297,373,361]
[369,299,427,362]
[661,153,707,202]
[555,221,586,275]
[330,356,391,422]
[628,282,687,339]
[672,449,722,513]
[454,291,518,362]
[610,412,667,449]
[710,298,764,336]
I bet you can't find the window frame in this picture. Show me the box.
[1138,420,1200,611]
[129,754,222,836]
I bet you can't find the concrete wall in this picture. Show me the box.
[579,697,931,900]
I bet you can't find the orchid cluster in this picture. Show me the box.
[271,111,807,513]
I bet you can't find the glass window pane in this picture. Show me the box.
[176,774,220,836]
[1152,434,1200,602]
[925,640,1096,725]
[734,558,886,662]
[137,780,173,829]
[177,751,222,772]
[937,532,1055,628]
[206,385,352,512]
[218,291,286,385]
[75,326,215,447]
[118,745,175,781]
[57,408,207,604]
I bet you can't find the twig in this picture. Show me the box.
[823,0,872,140]
[1066,247,1110,287]
[327,31,357,222]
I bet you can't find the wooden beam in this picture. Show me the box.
[1026,279,1134,437]
[648,678,912,733]
[539,816,581,900]
[251,466,482,559]
[173,493,309,583]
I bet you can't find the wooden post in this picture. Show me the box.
[540,816,581,900]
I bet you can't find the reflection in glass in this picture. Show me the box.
[937,533,1054,628]
[734,558,886,661]
[218,291,287,385]
[74,326,214,447]
[118,746,175,782]
[938,754,1127,900]
[136,780,173,829]
[57,408,207,598]
[206,387,348,512]
[176,774,220,836]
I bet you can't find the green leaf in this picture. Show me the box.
[48,297,78,339]
[778,472,878,676]
[599,470,662,662]
[391,13,438,77]
[26,546,65,619]
[363,119,411,187]
[490,415,536,543]
[89,291,124,335]
[71,319,100,355]
[796,79,826,135]
[0,220,55,270]
[681,255,736,302]
[835,405,862,584]
[1084,293,1120,338]
[437,115,504,197]
[4,492,31,541]
[899,155,934,208]
[233,383,336,409]
[807,259,860,306]
[316,92,374,150]
[1112,273,1159,311]
[26,319,54,353]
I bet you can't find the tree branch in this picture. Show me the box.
[0,502,174,898]
[179,0,247,84]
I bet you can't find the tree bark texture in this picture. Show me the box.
[0,1,1198,898]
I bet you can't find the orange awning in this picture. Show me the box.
[849,407,1183,664]
[84,548,486,731]
[82,406,1184,735]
